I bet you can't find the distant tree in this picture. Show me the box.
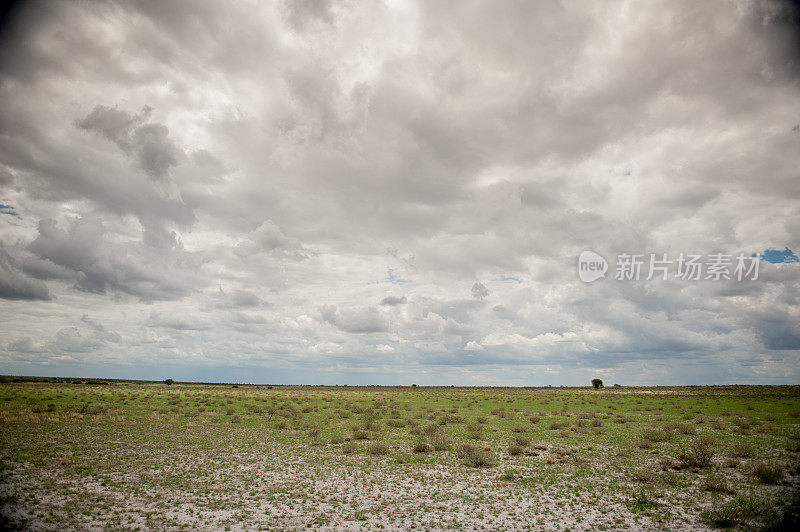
[591,378,603,389]
[164,379,174,386]
[411,383,418,387]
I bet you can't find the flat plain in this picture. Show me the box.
[1,381,798,530]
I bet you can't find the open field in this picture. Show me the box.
[1,382,799,530]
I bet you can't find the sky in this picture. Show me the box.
[0,0,799,386]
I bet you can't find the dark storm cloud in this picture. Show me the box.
[0,0,799,384]
[0,246,51,300]
[27,217,202,300]
[78,105,181,180]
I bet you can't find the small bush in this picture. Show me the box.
[412,437,431,453]
[352,429,370,440]
[430,431,451,451]
[459,444,495,468]
[513,434,530,446]
[701,496,763,528]
[642,428,672,443]
[678,436,715,468]
[342,442,357,454]
[728,441,755,458]
[529,416,540,424]
[368,442,389,455]
[500,468,520,481]
[702,472,733,493]
[632,468,658,483]
[750,461,783,484]
[507,443,525,456]
[466,423,483,440]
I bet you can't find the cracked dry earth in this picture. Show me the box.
[1,383,799,530]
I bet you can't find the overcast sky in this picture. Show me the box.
[1,0,799,385]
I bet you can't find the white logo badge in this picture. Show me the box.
[578,251,608,283]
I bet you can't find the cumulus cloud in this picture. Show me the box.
[27,217,203,300]
[0,0,798,384]
[319,304,387,334]
[78,105,181,180]
[0,247,52,300]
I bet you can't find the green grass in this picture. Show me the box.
[0,382,798,529]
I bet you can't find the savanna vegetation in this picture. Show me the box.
[1,381,798,530]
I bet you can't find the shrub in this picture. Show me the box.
[368,442,389,455]
[466,423,483,440]
[723,457,739,469]
[728,441,755,458]
[701,496,763,528]
[702,472,733,493]
[500,468,520,481]
[591,378,603,389]
[412,437,431,453]
[438,414,463,425]
[678,436,715,468]
[750,461,783,484]
[422,423,440,436]
[459,444,495,468]
[430,431,451,451]
[352,429,370,441]
[513,434,530,446]
[164,379,174,386]
[342,442,357,454]
[642,428,672,443]
[529,416,540,424]
[632,468,658,483]
[507,443,525,456]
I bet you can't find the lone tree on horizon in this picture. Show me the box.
[591,378,603,389]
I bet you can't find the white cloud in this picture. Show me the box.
[0,0,799,384]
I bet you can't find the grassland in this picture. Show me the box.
[1,382,798,530]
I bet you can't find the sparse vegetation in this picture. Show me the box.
[459,443,496,467]
[751,461,783,484]
[701,495,764,528]
[677,435,715,468]
[0,382,797,530]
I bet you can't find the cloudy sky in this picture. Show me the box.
[1,0,799,385]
